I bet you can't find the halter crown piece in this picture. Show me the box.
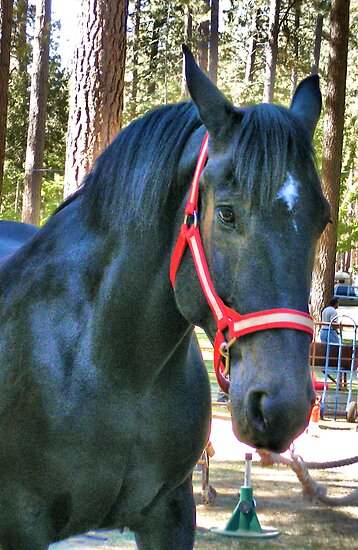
[170,132,314,394]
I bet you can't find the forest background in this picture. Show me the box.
[0,0,357,317]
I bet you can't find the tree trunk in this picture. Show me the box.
[147,19,161,96]
[0,0,14,206]
[262,0,281,103]
[197,0,210,72]
[311,5,324,75]
[64,0,129,197]
[13,0,29,213]
[209,0,219,85]
[181,4,192,98]
[310,0,350,321]
[291,0,300,96]
[22,0,51,225]
[130,0,141,120]
[14,0,28,75]
[245,8,260,84]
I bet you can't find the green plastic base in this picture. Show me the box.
[211,485,280,539]
[210,527,280,539]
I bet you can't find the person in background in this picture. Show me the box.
[320,298,340,344]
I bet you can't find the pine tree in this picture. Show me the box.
[130,0,141,120]
[181,3,192,98]
[311,1,324,75]
[311,0,351,319]
[22,0,51,225]
[244,7,260,84]
[209,0,219,85]
[0,0,14,205]
[263,0,281,103]
[290,0,300,95]
[64,0,129,196]
[8,0,29,213]
[197,0,210,71]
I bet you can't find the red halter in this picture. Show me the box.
[170,132,314,394]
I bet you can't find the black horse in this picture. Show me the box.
[0,48,329,549]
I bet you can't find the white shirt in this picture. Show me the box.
[321,306,338,324]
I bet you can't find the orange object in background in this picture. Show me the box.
[308,395,321,437]
[310,399,321,423]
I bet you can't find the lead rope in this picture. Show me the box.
[258,447,358,506]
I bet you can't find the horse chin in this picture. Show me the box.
[230,414,299,454]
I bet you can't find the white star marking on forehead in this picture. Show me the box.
[277,173,299,212]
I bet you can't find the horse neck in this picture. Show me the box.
[91,127,207,357]
[87,222,192,384]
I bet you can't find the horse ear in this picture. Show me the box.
[290,75,322,140]
[183,44,241,140]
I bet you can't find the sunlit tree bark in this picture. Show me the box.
[64,0,129,196]
[311,0,350,320]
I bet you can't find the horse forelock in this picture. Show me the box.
[231,104,317,210]
[79,102,201,236]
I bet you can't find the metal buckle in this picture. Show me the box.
[184,211,198,228]
[219,337,236,377]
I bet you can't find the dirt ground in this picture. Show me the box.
[53,417,358,550]
[193,415,358,549]
[193,460,357,549]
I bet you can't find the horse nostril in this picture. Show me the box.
[247,390,268,433]
[235,380,315,452]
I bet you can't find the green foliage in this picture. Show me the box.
[45,23,69,175]
[41,173,65,223]
[337,190,358,255]
[124,0,217,125]
[1,163,22,222]
[123,0,184,124]
[335,0,358,257]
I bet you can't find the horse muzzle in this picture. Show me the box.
[228,340,315,453]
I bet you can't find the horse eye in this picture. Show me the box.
[218,207,235,225]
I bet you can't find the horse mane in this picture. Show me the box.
[232,104,317,210]
[57,101,317,232]
[78,102,201,235]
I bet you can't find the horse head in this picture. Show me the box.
[173,47,330,453]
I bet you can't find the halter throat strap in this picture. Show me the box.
[170,132,314,394]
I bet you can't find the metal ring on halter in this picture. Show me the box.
[219,337,237,377]
[184,211,198,228]
[219,337,236,354]
[219,341,229,356]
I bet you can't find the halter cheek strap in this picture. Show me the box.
[170,132,314,394]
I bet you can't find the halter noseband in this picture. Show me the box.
[170,132,314,394]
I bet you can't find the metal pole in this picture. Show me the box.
[244,453,252,487]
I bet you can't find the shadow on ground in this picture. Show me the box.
[53,456,357,549]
